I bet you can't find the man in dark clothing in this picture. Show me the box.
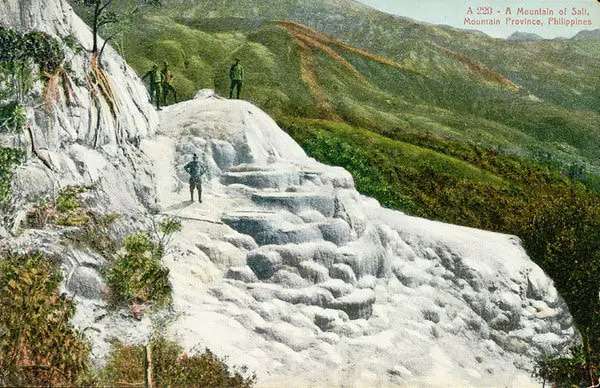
[184,154,207,202]
[229,57,244,99]
[142,64,164,110]
[161,61,178,105]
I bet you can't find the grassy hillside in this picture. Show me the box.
[113,12,600,175]
[161,0,600,113]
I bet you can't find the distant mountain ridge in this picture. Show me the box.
[506,31,544,41]
[572,28,600,40]
[112,0,600,174]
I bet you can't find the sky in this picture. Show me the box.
[358,0,600,38]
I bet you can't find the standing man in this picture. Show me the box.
[142,64,164,110]
[229,57,244,99]
[161,61,178,105]
[184,154,207,202]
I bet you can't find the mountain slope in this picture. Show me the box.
[162,0,600,113]
[114,11,600,175]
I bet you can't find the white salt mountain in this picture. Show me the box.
[0,0,574,387]
[135,92,572,387]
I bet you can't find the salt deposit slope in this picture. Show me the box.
[142,91,574,387]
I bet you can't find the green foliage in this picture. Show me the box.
[26,186,93,228]
[118,5,600,174]
[106,232,172,306]
[151,216,182,259]
[25,186,119,257]
[97,336,256,387]
[0,102,26,134]
[533,343,598,387]
[0,252,90,386]
[0,147,25,203]
[65,212,120,258]
[105,217,181,307]
[0,26,63,76]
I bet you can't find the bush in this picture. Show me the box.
[0,252,90,386]
[0,147,25,203]
[0,102,26,133]
[26,186,92,228]
[106,232,172,307]
[533,343,599,387]
[98,337,256,387]
[25,186,119,257]
[66,212,119,258]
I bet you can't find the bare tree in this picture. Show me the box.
[71,0,161,59]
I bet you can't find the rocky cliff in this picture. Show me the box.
[0,0,158,232]
[0,1,575,387]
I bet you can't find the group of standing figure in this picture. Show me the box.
[142,57,245,110]
[145,58,246,204]
[142,61,177,110]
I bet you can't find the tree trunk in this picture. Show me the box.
[92,1,100,54]
[144,342,153,388]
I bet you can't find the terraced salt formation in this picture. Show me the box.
[134,91,573,387]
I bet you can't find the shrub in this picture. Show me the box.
[106,232,172,307]
[26,186,92,228]
[66,212,119,258]
[0,102,26,133]
[0,27,64,100]
[98,337,256,387]
[24,186,119,257]
[533,343,598,387]
[0,252,90,386]
[0,147,25,203]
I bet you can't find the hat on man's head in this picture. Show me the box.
[235,57,240,61]
[164,61,169,66]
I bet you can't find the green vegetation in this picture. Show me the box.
[0,102,26,134]
[0,252,90,386]
[0,252,253,387]
[97,336,255,387]
[26,186,119,257]
[0,27,64,101]
[109,8,600,175]
[534,343,598,387]
[106,218,181,307]
[0,147,25,203]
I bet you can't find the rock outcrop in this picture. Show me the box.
[0,0,159,363]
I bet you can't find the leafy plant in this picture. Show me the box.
[97,336,256,387]
[25,186,119,257]
[149,216,182,259]
[533,342,599,387]
[0,147,25,203]
[0,102,26,134]
[26,185,93,228]
[0,26,63,79]
[65,212,120,258]
[0,252,90,386]
[106,232,172,307]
